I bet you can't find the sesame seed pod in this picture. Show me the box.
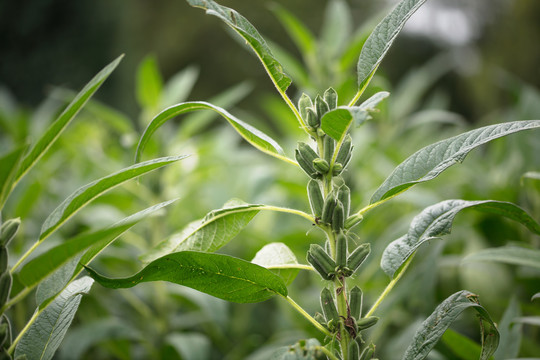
[320,287,339,325]
[323,135,335,163]
[324,87,338,110]
[321,193,337,225]
[315,95,329,120]
[349,286,363,320]
[335,232,348,268]
[307,179,324,218]
[332,201,345,233]
[347,243,371,273]
[337,185,351,218]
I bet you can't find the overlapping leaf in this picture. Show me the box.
[86,251,288,303]
[371,120,540,204]
[403,290,499,360]
[252,243,302,285]
[135,102,291,164]
[381,200,540,278]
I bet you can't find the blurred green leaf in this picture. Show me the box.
[136,55,163,110]
[441,328,482,360]
[381,200,540,278]
[14,277,94,360]
[39,155,187,241]
[14,55,123,187]
[462,246,540,270]
[270,3,316,58]
[252,243,301,285]
[513,317,540,327]
[403,290,499,360]
[165,333,210,360]
[0,145,27,210]
[86,251,288,303]
[320,0,351,61]
[494,296,522,360]
[161,65,199,108]
[371,120,540,204]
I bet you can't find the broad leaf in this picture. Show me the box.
[14,277,94,360]
[403,290,499,360]
[86,251,288,303]
[356,0,427,95]
[18,199,176,291]
[441,329,482,360]
[0,145,27,210]
[462,246,540,270]
[142,200,263,263]
[33,200,177,304]
[321,91,389,141]
[136,55,163,110]
[187,0,291,93]
[252,243,301,285]
[135,101,291,164]
[14,56,123,186]
[381,200,540,278]
[371,120,540,204]
[39,155,187,241]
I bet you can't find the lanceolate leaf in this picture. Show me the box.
[14,56,123,187]
[321,91,389,141]
[86,251,288,303]
[14,277,94,360]
[462,246,540,270]
[39,155,187,241]
[381,200,540,278]
[0,145,27,210]
[270,3,316,58]
[17,199,176,290]
[187,0,291,93]
[371,120,540,204]
[252,243,301,285]
[356,0,427,95]
[135,101,292,164]
[403,290,499,360]
[142,200,264,263]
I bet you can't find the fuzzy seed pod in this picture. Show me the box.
[0,247,7,274]
[347,243,371,273]
[335,135,352,167]
[0,272,12,308]
[313,158,330,174]
[357,316,379,331]
[324,88,338,110]
[323,135,335,163]
[348,340,360,360]
[335,232,348,268]
[337,185,351,218]
[349,286,363,320]
[332,163,344,176]
[320,287,339,325]
[307,180,324,218]
[321,193,337,224]
[0,219,20,247]
[307,244,336,280]
[332,201,345,233]
[359,344,375,360]
[345,214,363,230]
[315,95,329,120]
[306,107,319,128]
[298,93,313,121]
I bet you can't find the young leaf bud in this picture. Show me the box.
[315,95,329,120]
[313,158,330,174]
[332,163,344,176]
[307,179,324,218]
[298,93,313,121]
[324,87,338,110]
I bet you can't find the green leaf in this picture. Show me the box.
[17,199,176,291]
[0,145,27,210]
[494,296,522,360]
[270,3,316,58]
[142,200,263,263]
[86,251,288,303]
[136,55,163,110]
[135,101,291,164]
[462,246,540,270]
[357,0,427,94]
[321,91,389,140]
[161,65,199,108]
[320,0,352,61]
[14,55,123,186]
[403,290,499,360]
[165,333,211,360]
[187,0,291,93]
[371,120,540,204]
[522,171,540,181]
[533,293,540,301]
[39,155,187,241]
[33,200,177,304]
[381,200,540,278]
[441,329,482,360]
[14,277,94,360]
[513,317,540,327]
[252,243,301,286]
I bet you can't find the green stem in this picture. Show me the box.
[0,287,32,314]
[11,241,40,273]
[347,67,378,107]
[260,205,315,223]
[364,254,414,318]
[318,346,340,360]
[284,296,332,337]
[8,309,39,355]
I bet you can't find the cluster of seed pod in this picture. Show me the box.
[0,218,20,358]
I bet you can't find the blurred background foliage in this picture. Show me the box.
[1,0,539,359]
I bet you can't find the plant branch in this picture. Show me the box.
[284,296,332,337]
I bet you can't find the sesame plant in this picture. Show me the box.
[81,0,539,359]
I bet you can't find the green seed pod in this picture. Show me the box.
[332,163,344,176]
[332,201,345,232]
[306,107,319,128]
[359,344,375,360]
[357,316,379,331]
[337,185,351,218]
[0,218,20,247]
[307,180,324,218]
[307,244,336,280]
[348,340,360,360]
[0,247,8,274]
[321,193,337,224]
[315,95,329,120]
[313,158,330,174]
[323,135,335,163]
[335,232,348,268]
[345,214,364,230]
[335,135,352,167]
[298,142,318,163]
[320,287,339,325]
[298,93,313,121]
[349,286,363,319]
[347,243,371,273]
[295,149,318,179]
[324,87,338,110]
[0,272,12,308]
